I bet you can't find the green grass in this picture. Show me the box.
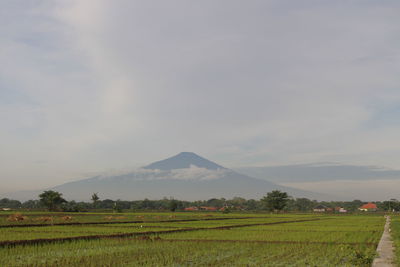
[0,213,384,266]
[0,211,303,226]
[160,228,381,243]
[159,216,383,244]
[0,225,176,241]
[0,211,238,225]
[390,215,400,265]
[0,216,313,242]
[0,238,377,267]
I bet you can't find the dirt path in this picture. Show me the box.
[372,216,394,267]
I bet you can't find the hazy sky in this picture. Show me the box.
[1,0,400,193]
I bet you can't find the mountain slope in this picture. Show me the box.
[5,153,332,201]
[236,163,400,182]
[236,163,400,201]
[144,152,225,170]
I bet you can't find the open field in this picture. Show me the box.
[390,216,400,265]
[0,212,385,266]
[0,211,263,226]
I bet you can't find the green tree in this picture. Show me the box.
[261,190,290,212]
[91,193,100,208]
[0,198,22,209]
[113,200,123,213]
[245,199,261,210]
[293,198,314,212]
[21,200,43,209]
[38,190,66,211]
[168,199,179,212]
[61,201,88,212]
[381,199,400,212]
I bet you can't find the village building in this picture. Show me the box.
[335,207,347,213]
[313,205,328,212]
[183,207,198,211]
[185,206,222,211]
[358,202,377,212]
[199,206,218,211]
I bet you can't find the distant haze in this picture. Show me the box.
[6,152,330,201]
[237,164,400,200]
[236,163,400,183]
[1,1,400,196]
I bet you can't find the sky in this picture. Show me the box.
[1,0,400,194]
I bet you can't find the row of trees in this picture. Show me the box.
[1,190,398,212]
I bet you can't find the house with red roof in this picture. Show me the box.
[184,207,198,211]
[358,202,377,212]
[200,206,218,211]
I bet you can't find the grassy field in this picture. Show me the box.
[0,212,385,266]
[390,216,400,266]
[0,211,261,226]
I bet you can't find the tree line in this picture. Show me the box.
[0,190,398,212]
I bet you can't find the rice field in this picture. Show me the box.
[390,215,400,265]
[0,212,385,266]
[0,211,259,226]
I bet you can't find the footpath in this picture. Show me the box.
[372,215,394,267]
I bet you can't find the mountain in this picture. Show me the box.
[236,163,400,201]
[5,153,331,201]
[236,163,400,183]
[144,152,225,170]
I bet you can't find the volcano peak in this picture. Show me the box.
[143,152,225,171]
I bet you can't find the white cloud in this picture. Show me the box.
[168,165,231,181]
[97,165,231,181]
[1,1,400,193]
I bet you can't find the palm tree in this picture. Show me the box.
[91,193,100,208]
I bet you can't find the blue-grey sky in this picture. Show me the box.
[1,0,400,194]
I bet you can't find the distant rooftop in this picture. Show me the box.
[359,203,377,209]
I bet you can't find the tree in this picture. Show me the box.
[381,199,400,212]
[21,200,43,209]
[246,199,261,210]
[91,193,100,208]
[113,200,123,213]
[168,199,179,212]
[38,190,66,211]
[293,198,314,212]
[97,199,115,209]
[261,190,290,212]
[0,198,22,209]
[61,201,88,212]
[206,198,225,208]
